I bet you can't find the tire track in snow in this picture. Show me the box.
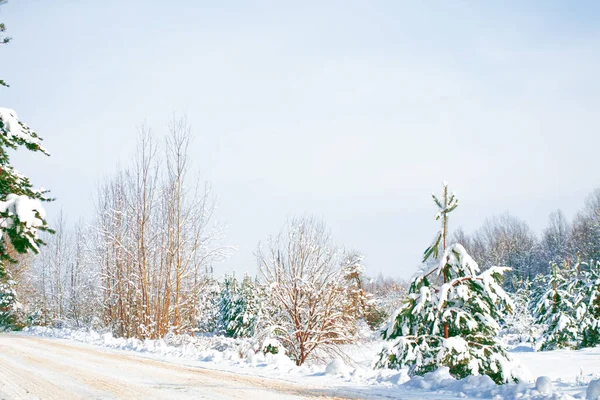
[0,338,159,399]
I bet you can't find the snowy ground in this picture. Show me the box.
[2,328,600,399]
[0,334,338,400]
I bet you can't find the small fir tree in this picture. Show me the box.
[0,267,22,330]
[574,260,600,348]
[376,183,518,384]
[228,275,262,338]
[217,275,238,337]
[533,261,580,350]
[341,253,369,318]
[216,274,263,338]
[196,278,221,334]
[527,273,550,317]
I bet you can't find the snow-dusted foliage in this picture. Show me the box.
[217,274,262,338]
[378,245,517,384]
[195,278,221,334]
[257,217,365,366]
[570,190,600,263]
[0,28,53,331]
[499,278,540,346]
[11,122,231,338]
[578,261,600,348]
[341,252,374,321]
[26,216,101,328]
[532,258,600,350]
[0,267,22,330]
[533,261,580,350]
[364,275,408,330]
[341,253,397,330]
[217,275,237,335]
[229,275,263,338]
[0,109,52,262]
[449,214,542,290]
[92,121,231,339]
[377,183,518,385]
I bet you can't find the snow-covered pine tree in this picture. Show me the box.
[217,274,238,337]
[341,252,368,318]
[533,261,579,350]
[227,274,262,338]
[575,260,600,348]
[376,183,518,384]
[0,16,53,330]
[0,266,21,330]
[195,277,221,334]
[340,252,389,330]
[527,273,549,316]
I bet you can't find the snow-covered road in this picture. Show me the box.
[0,335,345,400]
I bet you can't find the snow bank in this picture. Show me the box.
[25,326,259,365]
[399,367,582,399]
[535,376,553,394]
[588,379,600,400]
[325,358,351,376]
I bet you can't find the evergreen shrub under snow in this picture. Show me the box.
[377,245,520,384]
[376,183,521,384]
[532,259,600,350]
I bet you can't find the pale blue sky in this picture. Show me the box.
[3,1,600,279]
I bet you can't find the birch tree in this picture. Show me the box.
[94,117,229,339]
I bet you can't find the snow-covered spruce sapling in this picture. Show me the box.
[533,260,580,350]
[219,274,263,338]
[0,266,22,330]
[527,273,549,317]
[422,182,457,339]
[575,260,600,348]
[532,257,600,350]
[195,278,221,334]
[377,183,518,384]
[0,16,53,330]
[237,275,264,338]
[217,274,238,336]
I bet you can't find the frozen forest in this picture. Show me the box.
[4,75,600,400]
[4,126,600,391]
[3,1,600,399]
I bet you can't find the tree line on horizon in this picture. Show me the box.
[449,194,600,291]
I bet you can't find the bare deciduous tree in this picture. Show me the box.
[454,213,540,288]
[257,217,363,366]
[94,117,230,339]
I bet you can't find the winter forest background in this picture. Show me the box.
[7,117,599,333]
[3,113,600,375]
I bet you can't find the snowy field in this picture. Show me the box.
[1,328,597,400]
